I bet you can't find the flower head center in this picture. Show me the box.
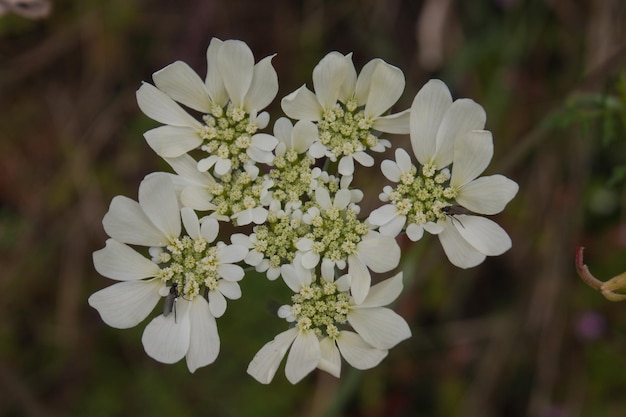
[318,98,379,159]
[388,162,458,225]
[290,281,350,339]
[154,236,220,299]
[199,103,258,172]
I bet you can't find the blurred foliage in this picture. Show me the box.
[1,0,626,416]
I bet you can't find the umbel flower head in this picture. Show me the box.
[369,79,518,268]
[281,52,410,176]
[88,174,248,372]
[136,37,278,177]
[247,269,411,384]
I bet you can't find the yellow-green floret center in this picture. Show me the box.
[291,280,350,339]
[388,162,458,225]
[318,98,380,159]
[207,170,265,223]
[200,103,258,172]
[154,236,220,299]
[269,150,315,205]
[253,211,313,269]
[305,204,369,262]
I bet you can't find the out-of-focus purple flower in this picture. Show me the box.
[574,311,606,341]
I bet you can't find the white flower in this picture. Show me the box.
[281,52,410,175]
[369,79,518,268]
[296,186,400,303]
[247,270,411,384]
[89,174,248,371]
[136,38,278,176]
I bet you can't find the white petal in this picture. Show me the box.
[251,133,279,151]
[434,98,486,169]
[380,159,401,182]
[181,207,200,240]
[280,264,304,292]
[247,327,298,384]
[451,130,494,188]
[217,264,245,282]
[455,215,512,256]
[321,258,336,282]
[244,55,278,111]
[144,126,202,158]
[214,158,232,176]
[372,109,411,134]
[136,83,203,129]
[313,52,348,109]
[301,251,320,269]
[217,280,242,300]
[217,244,248,264]
[138,174,181,240]
[456,175,519,215]
[379,214,406,237]
[364,61,405,118]
[208,290,227,318]
[354,58,379,105]
[352,151,374,167]
[318,337,341,378]
[315,187,332,210]
[200,217,219,243]
[406,223,424,241]
[186,297,220,372]
[281,85,323,121]
[205,38,228,105]
[369,204,399,227]
[181,186,214,211]
[142,300,191,363]
[358,235,400,273]
[153,61,212,113]
[410,79,452,165]
[359,271,404,308]
[103,196,168,246]
[273,117,293,145]
[218,40,254,107]
[88,279,161,329]
[93,239,161,281]
[333,189,352,210]
[285,330,321,384]
[347,254,371,305]
[336,331,387,370]
[165,154,214,186]
[291,120,318,154]
[348,307,411,350]
[437,222,486,268]
[338,157,355,179]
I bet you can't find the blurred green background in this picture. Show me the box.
[1,0,626,416]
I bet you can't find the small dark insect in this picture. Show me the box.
[163,283,179,323]
[442,205,473,228]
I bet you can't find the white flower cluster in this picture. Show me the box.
[89,38,518,383]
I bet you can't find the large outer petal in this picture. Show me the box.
[455,215,512,256]
[103,196,169,247]
[450,130,493,188]
[247,327,298,384]
[285,330,321,384]
[336,330,387,370]
[410,79,452,165]
[358,271,404,308]
[373,109,410,134]
[142,300,191,364]
[347,307,411,350]
[433,98,486,169]
[144,125,202,158]
[205,38,228,105]
[281,85,323,121]
[152,61,212,113]
[138,174,181,240]
[437,221,486,268]
[364,61,405,118]
[186,296,220,372]
[88,279,162,329]
[244,55,278,111]
[218,40,254,108]
[136,83,203,129]
[358,234,401,273]
[93,239,161,281]
[455,175,519,215]
[318,337,341,378]
[347,254,371,305]
[312,52,349,109]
